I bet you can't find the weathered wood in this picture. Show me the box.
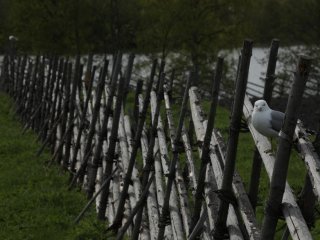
[297,173,316,228]
[14,55,27,114]
[123,53,135,107]
[98,76,126,220]
[51,59,67,153]
[124,115,151,238]
[153,138,174,240]
[39,56,58,142]
[189,89,239,237]
[248,39,280,210]
[139,113,159,240]
[17,59,33,118]
[188,207,208,240]
[86,56,122,197]
[204,165,219,230]
[21,56,39,126]
[131,74,164,240]
[243,95,312,240]
[167,69,175,101]
[110,60,157,231]
[116,111,139,237]
[181,123,197,190]
[110,144,121,225]
[190,87,255,239]
[68,59,108,187]
[49,58,65,152]
[261,55,312,239]
[74,167,118,224]
[69,66,96,174]
[190,57,223,236]
[133,79,144,126]
[123,114,141,208]
[214,40,253,239]
[295,122,320,202]
[157,74,192,240]
[62,57,80,169]
[56,61,72,164]
[116,172,155,240]
[149,94,185,240]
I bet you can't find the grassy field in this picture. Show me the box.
[0,92,114,240]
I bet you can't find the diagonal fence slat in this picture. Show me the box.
[295,123,320,202]
[148,93,185,240]
[189,86,261,240]
[162,85,214,239]
[189,87,244,240]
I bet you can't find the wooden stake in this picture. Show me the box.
[110,60,157,231]
[97,76,126,220]
[248,39,279,210]
[68,59,109,187]
[69,66,97,174]
[116,172,155,240]
[157,74,192,240]
[131,74,164,240]
[86,55,122,197]
[189,57,223,236]
[214,40,253,239]
[261,55,312,239]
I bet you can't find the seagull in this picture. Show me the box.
[9,35,18,41]
[251,99,284,138]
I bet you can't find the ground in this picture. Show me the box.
[0,92,113,240]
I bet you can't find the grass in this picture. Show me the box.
[0,92,114,240]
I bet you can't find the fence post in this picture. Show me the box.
[123,53,135,107]
[214,39,253,239]
[157,71,192,240]
[97,76,126,220]
[69,66,96,175]
[189,57,223,236]
[248,39,280,210]
[109,60,157,231]
[68,59,109,187]
[51,58,67,154]
[56,61,72,164]
[261,55,312,239]
[85,55,123,196]
[131,74,165,240]
[62,55,81,169]
[133,79,143,126]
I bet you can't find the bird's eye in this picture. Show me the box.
[262,103,265,106]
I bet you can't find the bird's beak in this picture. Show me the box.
[257,107,262,111]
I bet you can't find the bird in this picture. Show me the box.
[251,99,285,138]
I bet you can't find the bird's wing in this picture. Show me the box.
[270,110,285,132]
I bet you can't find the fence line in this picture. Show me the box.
[1,38,320,240]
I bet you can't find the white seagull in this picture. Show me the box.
[252,99,285,138]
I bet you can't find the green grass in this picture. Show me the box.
[0,92,114,240]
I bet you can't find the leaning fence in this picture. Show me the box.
[0,39,320,240]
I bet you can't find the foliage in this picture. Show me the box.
[1,0,320,54]
[0,0,247,55]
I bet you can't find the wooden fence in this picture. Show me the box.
[0,39,320,240]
